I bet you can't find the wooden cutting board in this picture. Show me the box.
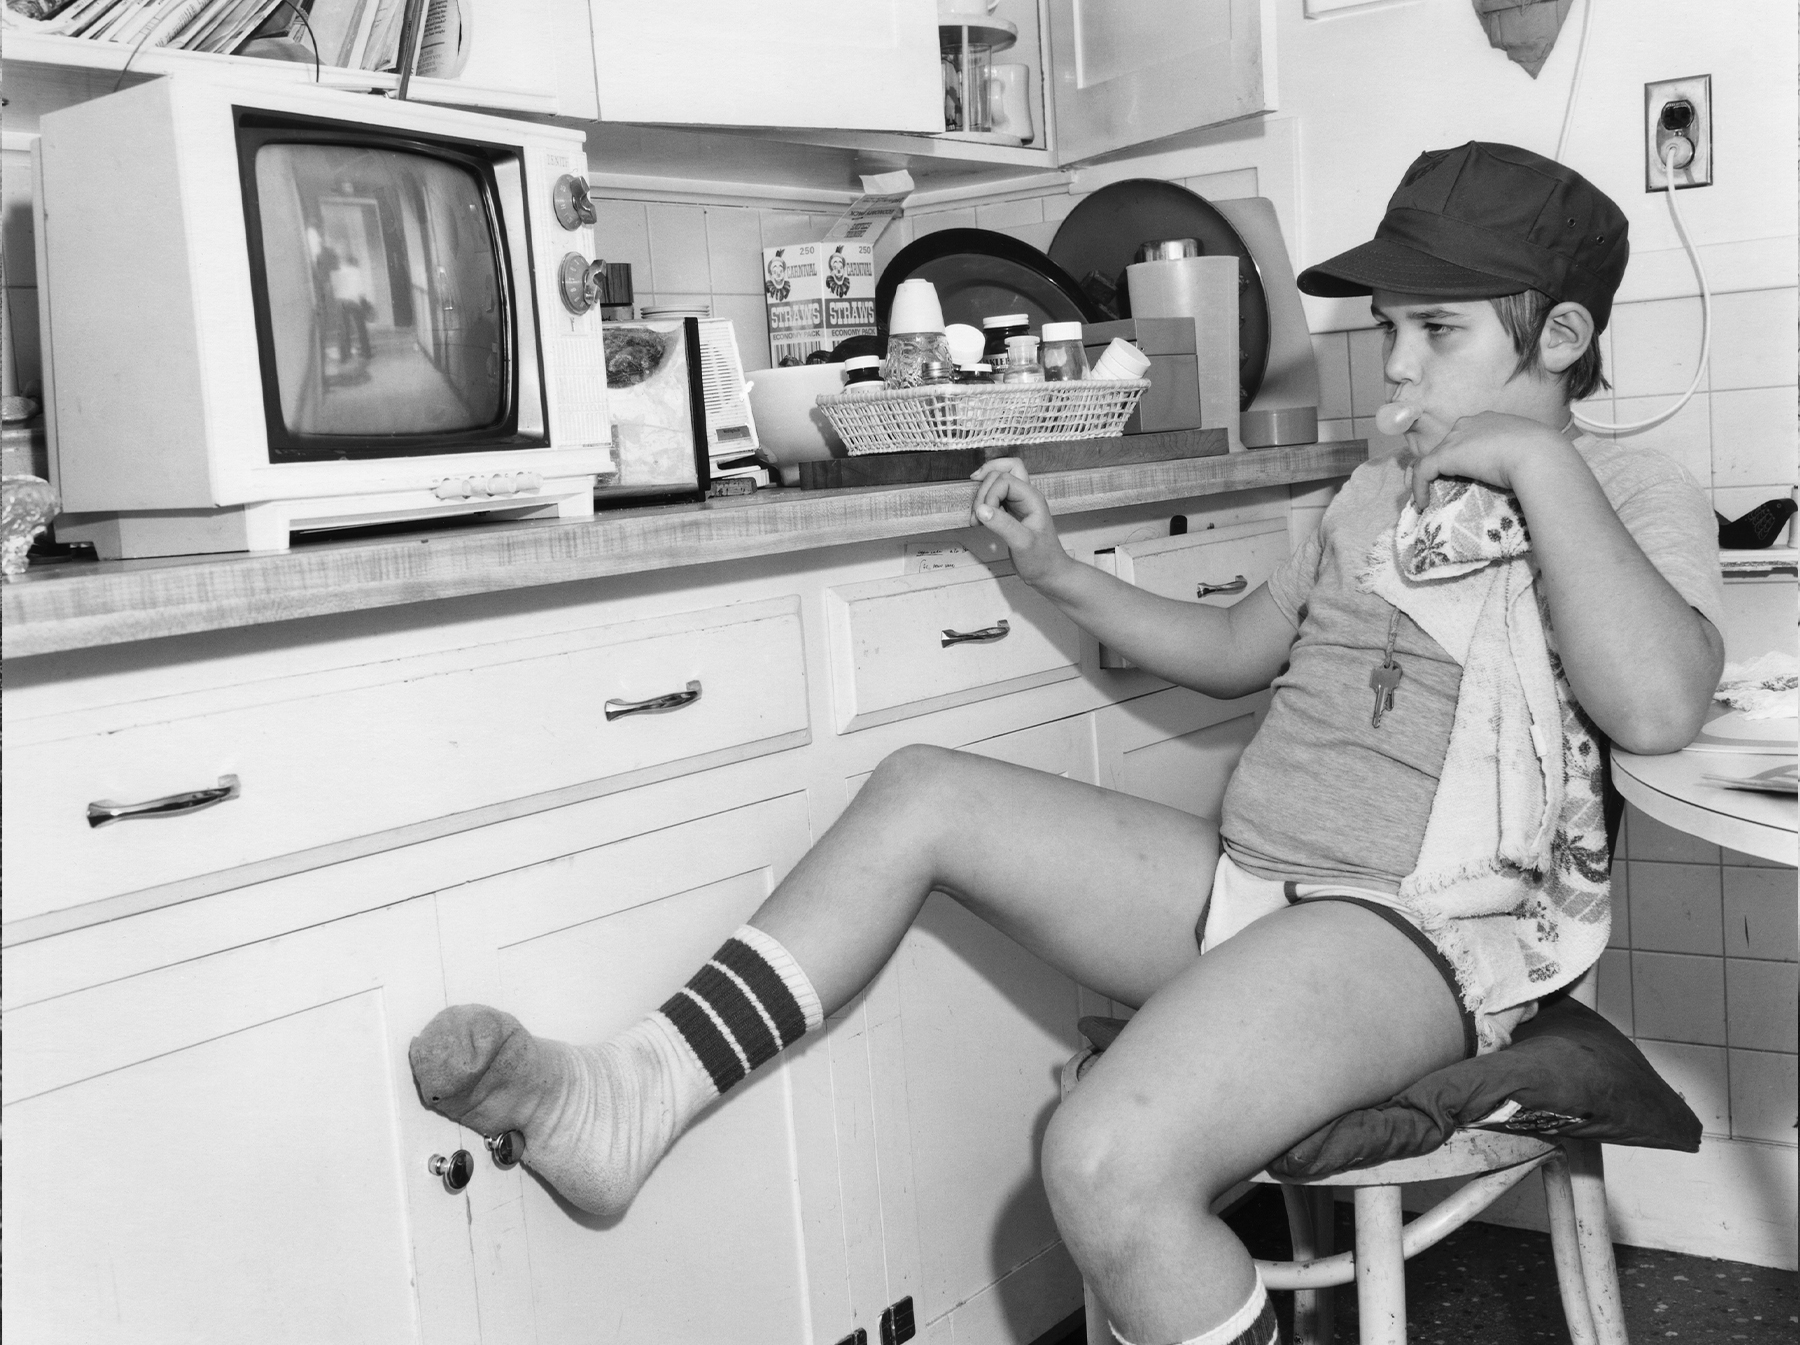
[794,426,1228,491]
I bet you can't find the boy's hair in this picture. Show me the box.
[1490,290,1609,402]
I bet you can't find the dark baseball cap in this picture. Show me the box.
[1296,141,1630,331]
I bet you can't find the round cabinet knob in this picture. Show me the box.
[485,1129,527,1169]
[429,1150,475,1193]
[552,173,598,230]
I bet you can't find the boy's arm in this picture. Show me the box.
[971,461,1299,698]
[1412,414,1724,753]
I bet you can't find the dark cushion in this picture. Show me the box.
[1077,994,1703,1182]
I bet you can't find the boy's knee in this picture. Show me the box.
[1043,1094,1189,1253]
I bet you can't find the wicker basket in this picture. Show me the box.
[818,379,1149,455]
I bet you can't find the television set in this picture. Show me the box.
[32,76,618,558]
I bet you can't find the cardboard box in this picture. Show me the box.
[763,240,875,366]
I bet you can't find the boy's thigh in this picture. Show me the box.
[1062,900,1467,1191]
[899,747,1221,1008]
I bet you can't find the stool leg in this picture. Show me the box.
[1353,1185,1406,1345]
[1311,1187,1337,1345]
[1565,1140,1629,1345]
[1543,1149,1599,1345]
[1084,1283,1109,1345]
[1281,1186,1323,1345]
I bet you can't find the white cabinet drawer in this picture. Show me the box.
[825,567,1082,733]
[1094,517,1290,668]
[4,598,809,923]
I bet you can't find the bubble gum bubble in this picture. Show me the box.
[1375,403,1419,436]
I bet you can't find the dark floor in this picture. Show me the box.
[1036,1187,1798,1344]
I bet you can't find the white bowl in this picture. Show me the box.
[747,364,848,470]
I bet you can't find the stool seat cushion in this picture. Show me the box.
[1076,994,1702,1183]
[1266,995,1702,1179]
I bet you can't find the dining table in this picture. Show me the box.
[1612,721,1798,868]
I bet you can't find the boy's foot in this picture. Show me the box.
[409,1004,703,1218]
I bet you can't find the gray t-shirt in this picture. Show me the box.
[1221,433,1724,890]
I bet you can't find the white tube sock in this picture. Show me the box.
[1110,1273,1278,1345]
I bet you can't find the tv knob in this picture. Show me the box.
[552,174,598,231]
[488,474,514,497]
[558,254,608,314]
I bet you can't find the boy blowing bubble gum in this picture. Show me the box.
[410,143,1722,1345]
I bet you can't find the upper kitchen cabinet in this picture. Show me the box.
[1,0,572,117]
[1046,0,1273,163]
[589,0,943,131]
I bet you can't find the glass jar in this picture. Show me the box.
[883,331,953,388]
[1000,335,1044,383]
[981,313,1030,367]
[1039,322,1088,382]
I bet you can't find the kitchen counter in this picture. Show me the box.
[1,438,1364,657]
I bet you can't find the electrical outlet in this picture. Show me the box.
[1644,74,1712,191]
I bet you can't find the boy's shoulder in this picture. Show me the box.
[1570,431,1709,503]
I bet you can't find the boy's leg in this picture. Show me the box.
[411,744,1219,1215]
[1044,899,1466,1345]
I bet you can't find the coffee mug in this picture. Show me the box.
[988,64,1033,143]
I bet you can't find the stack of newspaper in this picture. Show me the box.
[2,0,452,74]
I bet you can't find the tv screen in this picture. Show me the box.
[240,116,538,461]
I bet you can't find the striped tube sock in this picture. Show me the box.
[1111,1273,1279,1345]
[656,924,825,1096]
[408,925,822,1219]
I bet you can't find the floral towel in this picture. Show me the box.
[1715,651,1799,720]
[1362,478,1611,1047]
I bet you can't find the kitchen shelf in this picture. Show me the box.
[2,440,1366,657]
[0,29,559,115]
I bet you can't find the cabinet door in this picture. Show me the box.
[430,792,860,1345]
[1046,0,1271,163]
[855,716,1096,1345]
[1095,683,1268,823]
[590,0,942,131]
[1,901,477,1345]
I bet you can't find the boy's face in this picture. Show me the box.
[1372,289,1567,450]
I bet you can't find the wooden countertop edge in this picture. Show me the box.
[2,441,1366,657]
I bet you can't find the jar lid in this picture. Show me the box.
[957,362,993,372]
[1005,334,1040,354]
[919,359,955,379]
[982,313,1030,328]
[844,356,883,371]
[1041,321,1083,342]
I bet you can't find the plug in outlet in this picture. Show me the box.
[1645,74,1712,191]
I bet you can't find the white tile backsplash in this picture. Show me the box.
[1723,866,1800,961]
[1637,1039,1731,1135]
[1728,1048,1799,1144]
[1711,385,1799,489]
[590,199,652,288]
[1596,946,1634,1035]
[1608,295,1711,398]
[1632,950,1727,1046]
[1311,331,1352,420]
[974,197,1045,231]
[705,208,765,296]
[1602,392,1713,487]
[1627,860,1723,955]
[644,203,712,295]
[1345,326,1389,419]
[1726,958,1799,1053]
[1608,858,1630,947]
[1707,287,1799,390]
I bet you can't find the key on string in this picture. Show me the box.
[1369,662,1404,728]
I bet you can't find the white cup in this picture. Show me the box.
[988,64,1033,144]
[888,277,946,334]
[937,0,998,18]
[1092,338,1151,380]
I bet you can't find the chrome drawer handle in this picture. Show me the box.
[941,619,1011,647]
[1195,575,1248,599]
[604,679,702,721]
[86,774,240,828]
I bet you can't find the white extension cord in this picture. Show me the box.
[1556,0,1713,436]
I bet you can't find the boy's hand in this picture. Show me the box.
[970,459,1073,587]
[1408,411,1572,512]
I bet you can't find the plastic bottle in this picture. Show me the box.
[1000,335,1044,383]
[843,355,885,393]
[1039,322,1089,382]
[981,313,1031,366]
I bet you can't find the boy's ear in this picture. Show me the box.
[1538,302,1595,374]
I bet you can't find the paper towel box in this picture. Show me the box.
[763,241,875,366]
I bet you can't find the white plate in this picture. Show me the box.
[1690,709,1799,752]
